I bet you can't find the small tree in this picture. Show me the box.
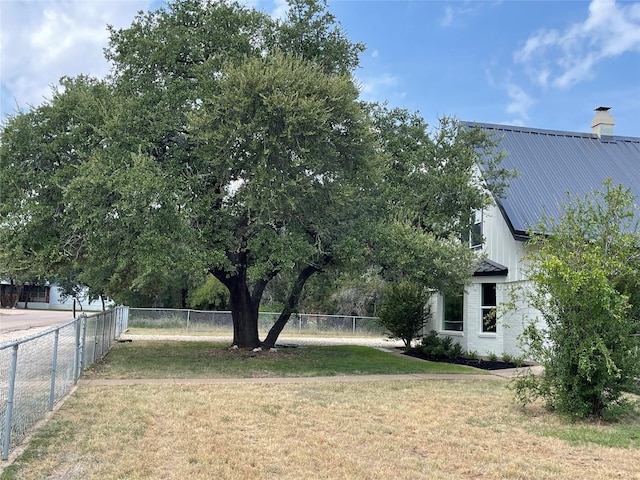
[514,180,640,419]
[377,282,429,350]
[188,274,229,311]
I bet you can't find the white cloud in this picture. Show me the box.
[534,68,551,88]
[269,0,289,20]
[486,63,535,122]
[441,2,504,28]
[357,73,401,100]
[501,118,527,127]
[505,83,535,120]
[514,0,640,88]
[514,30,560,64]
[0,0,151,116]
[440,5,474,28]
[441,6,455,27]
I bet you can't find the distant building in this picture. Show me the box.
[0,280,108,311]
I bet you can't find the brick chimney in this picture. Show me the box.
[591,106,615,138]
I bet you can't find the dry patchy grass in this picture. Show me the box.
[3,380,639,479]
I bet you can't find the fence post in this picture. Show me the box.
[48,329,60,411]
[74,314,87,382]
[114,307,120,337]
[81,314,88,374]
[115,306,126,337]
[2,345,19,461]
[298,313,302,332]
[93,314,100,363]
[107,310,113,347]
[186,309,191,331]
[100,312,107,358]
[352,316,356,334]
[122,306,129,333]
[73,316,81,383]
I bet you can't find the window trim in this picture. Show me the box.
[470,209,483,249]
[442,291,464,333]
[481,282,497,333]
[19,284,50,303]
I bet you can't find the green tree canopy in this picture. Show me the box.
[0,0,511,349]
[366,106,511,294]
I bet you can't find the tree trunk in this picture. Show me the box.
[9,278,17,308]
[227,277,261,348]
[180,288,188,309]
[262,264,320,349]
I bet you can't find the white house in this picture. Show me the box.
[0,280,108,311]
[426,107,640,359]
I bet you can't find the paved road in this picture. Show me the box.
[0,309,75,343]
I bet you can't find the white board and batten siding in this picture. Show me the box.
[426,203,543,359]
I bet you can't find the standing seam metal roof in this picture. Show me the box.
[467,122,640,237]
[474,259,508,276]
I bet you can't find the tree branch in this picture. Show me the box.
[261,254,332,348]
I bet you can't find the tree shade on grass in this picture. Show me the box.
[83,341,485,379]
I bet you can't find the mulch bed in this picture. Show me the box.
[402,349,520,371]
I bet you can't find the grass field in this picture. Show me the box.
[2,342,639,480]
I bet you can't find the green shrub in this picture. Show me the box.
[431,345,446,357]
[501,352,513,364]
[466,350,479,361]
[420,330,440,349]
[513,182,640,419]
[441,336,453,351]
[377,282,429,350]
[448,342,463,359]
[418,330,463,359]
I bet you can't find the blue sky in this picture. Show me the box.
[2,0,639,136]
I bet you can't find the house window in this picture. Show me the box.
[19,285,50,303]
[443,292,463,332]
[481,283,497,332]
[470,209,483,248]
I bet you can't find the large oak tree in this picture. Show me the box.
[0,0,510,348]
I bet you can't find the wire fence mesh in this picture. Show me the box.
[0,306,129,460]
[128,308,386,336]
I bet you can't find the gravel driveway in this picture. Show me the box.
[119,333,405,349]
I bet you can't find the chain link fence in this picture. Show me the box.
[128,308,386,336]
[0,306,129,460]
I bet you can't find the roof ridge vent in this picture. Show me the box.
[591,106,614,138]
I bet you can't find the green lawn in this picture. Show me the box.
[83,340,486,379]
